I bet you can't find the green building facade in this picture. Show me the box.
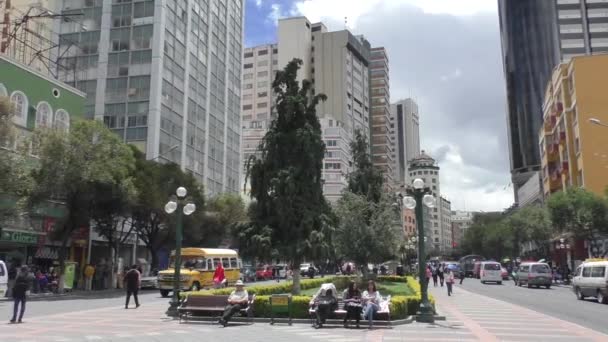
[0,55,85,267]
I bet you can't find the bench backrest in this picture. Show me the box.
[185,295,229,307]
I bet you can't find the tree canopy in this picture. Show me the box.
[346,130,384,204]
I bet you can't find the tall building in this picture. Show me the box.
[451,210,474,249]
[54,0,244,196]
[408,151,443,252]
[277,17,372,202]
[391,98,420,185]
[440,197,452,253]
[499,0,608,201]
[0,0,56,75]
[498,0,561,201]
[369,47,393,187]
[539,54,608,198]
[240,43,278,171]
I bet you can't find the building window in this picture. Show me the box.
[10,91,28,127]
[257,102,267,108]
[257,92,267,98]
[133,0,154,18]
[243,84,253,89]
[258,49,268,56]
[326,140,337,147]
[257,71,268,77]
[132,25,153,50]
[243,73,253,80]
[257,81,268,88]
[257,60,268,67]
[110,28,130,51]
[243,63,253,69]
[575,137,580,154]
[54,109,70,133]
[244,52,254,58]
[243,104,252,110]
[35,102,53,128]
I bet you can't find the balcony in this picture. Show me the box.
[561,161,569,175]
[559,131,567,145]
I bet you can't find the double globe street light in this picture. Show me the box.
[396,178,436,323]
[165,186,196,317]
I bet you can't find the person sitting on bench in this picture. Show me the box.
[218,280,248,327]
[310,283,338,329]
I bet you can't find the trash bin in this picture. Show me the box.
[270,294,292,325]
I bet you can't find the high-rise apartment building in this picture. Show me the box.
[440,196,452,252]
[1,0,56,75]
[370,47,393,187]
[54,0,243,196]
[391,98,420,186]
[451,210,474,249]
[276,17,372,202]
[240,43,278,171]
[499,0,608,202]
[539,54,608,198]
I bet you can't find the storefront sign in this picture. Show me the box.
[0,230,40,244]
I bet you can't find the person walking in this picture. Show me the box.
[431,265,438,287]
[218,280,249,327]
[124,265,141,309]
[438,263,445,287]
[459,268,466,284]
[10,266,33,323]
[446,269,455,296]
[213,262,226,288]
[84,264,95,291]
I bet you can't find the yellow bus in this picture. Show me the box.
[157,248,242,297]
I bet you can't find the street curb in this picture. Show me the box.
[174,315,416,326]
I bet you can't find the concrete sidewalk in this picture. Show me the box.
[1,288,125,302]
[429,282,607,342]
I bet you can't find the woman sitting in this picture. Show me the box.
[362,280,381,329]
[309,283,338,329]
[343,280,362,328]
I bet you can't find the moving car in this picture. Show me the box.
[516,262,552,289]
[241,265,256,282]
[480,261,502,284]
[256,265,273,280]
[572,259,608,304]
[157,248,242,297]
[0,260,7,297]
[300,263,316,277]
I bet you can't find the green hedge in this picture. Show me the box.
[181,275,431,319]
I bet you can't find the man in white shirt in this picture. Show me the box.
[219,280,248,327]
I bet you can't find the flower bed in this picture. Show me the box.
[182,275,432,320]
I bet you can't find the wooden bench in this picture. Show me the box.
[178,294,256,324]
[308,295,391,325]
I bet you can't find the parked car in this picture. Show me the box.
[516,262,552,289]
[256,265,273,280]
[241,265,256,282]
[300,263,316,277]
[572,260,608,304]
[0,260,7,297]
[480,261,503,284]
[274,264,288,279]
[501,267,509,280]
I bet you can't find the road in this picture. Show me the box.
[455,277,608,335]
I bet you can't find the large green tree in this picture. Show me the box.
[547,188,608,257]
[346,130,384,203]
[237,59,332,294]
[503,205,552,258]
[28,120,135,290]
[129,147,204,270]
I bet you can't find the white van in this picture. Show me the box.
[572,260,608,304]
[480,261,503,284]
[0,261,7,297]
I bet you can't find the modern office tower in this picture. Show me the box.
[240,43,278,172]
[369,47,393,187]
[54,0,243,196]
[0,0,57,75]
[391,98,420,186]
[498,0,561,201]
[276,17,372,202]
[539,54,608,198]
[556,0,608,60]
[408,151,442,252]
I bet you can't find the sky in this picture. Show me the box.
[244,0,513,212]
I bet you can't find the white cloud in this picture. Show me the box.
[289,0,513,212]
[255,0,263,8]
[266,3,283,26]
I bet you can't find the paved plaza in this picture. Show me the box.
[1,284,606,342]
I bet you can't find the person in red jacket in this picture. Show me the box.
[213,262,225,288]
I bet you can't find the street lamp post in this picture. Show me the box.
[397,178,437,323]
[164,186,197,317]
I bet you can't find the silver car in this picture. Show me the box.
[516,262,552,288]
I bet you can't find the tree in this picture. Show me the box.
[334,192,400,274]
[346,130,384,203]
[129,146,204,270]
[238,59,331,294]
[547,188,608,257]
[28,120,135,291]
[503,205,552,258]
